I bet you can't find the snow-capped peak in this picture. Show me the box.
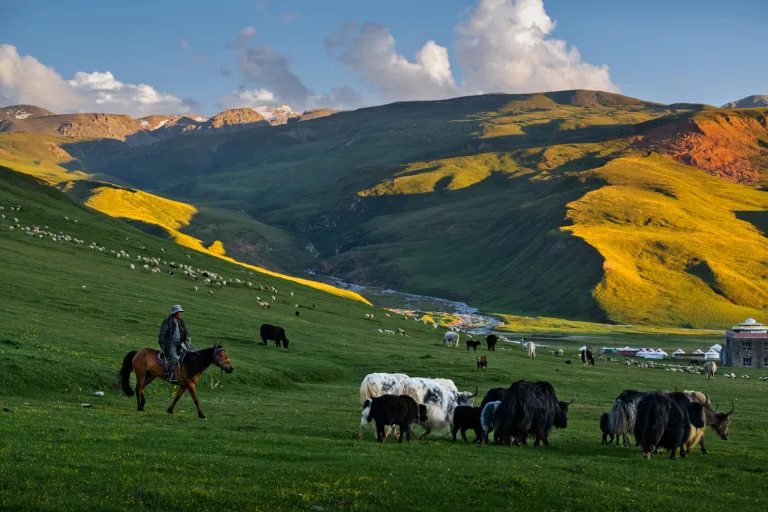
[251,104,300,125]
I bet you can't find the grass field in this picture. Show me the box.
[2,165,768,512]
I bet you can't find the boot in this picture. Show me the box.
[167,362,178,383]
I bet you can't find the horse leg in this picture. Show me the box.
[167,386,186,415]
[135,371,146,411]
[141,375,155,410]
[187,383,206,419]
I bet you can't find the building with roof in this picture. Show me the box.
[723,318,768,368]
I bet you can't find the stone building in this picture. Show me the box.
[723,318,768,368]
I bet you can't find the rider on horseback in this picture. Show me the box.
[158,305,190,383]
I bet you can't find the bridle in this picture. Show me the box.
[211,347,227,390]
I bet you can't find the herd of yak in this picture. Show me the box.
[361,378,733,460]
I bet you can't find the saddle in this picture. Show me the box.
[156,345,191,366]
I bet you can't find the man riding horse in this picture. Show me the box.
[158,304,191,383]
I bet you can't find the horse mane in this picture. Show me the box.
[183,346,216,377]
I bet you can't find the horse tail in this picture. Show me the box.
[120,350,137,396]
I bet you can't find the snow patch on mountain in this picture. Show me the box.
[252,104,300,125]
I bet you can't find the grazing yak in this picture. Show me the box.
[451,406,483,443]
[481,401,502,443]
[477,356,487,370]
[683,391,733,455]
[480,387,506,409]
[704,361,718,380]
[634,392,706,459]
[359,373,410,440]
[600,412,615,445]
[363,394,428,443]
[467,339,481,351]
[443,331,459,347]
[358,373,476,440]
[260,324,289,348]
[526,341,536,359]
[492,380,575,447]
[581,347,595,366]
[606,389,650,447]
[486,334,498,351]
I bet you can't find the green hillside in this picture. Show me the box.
[1,164,767,512]
[2,91,768,327]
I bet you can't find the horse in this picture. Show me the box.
[119,344,233,419]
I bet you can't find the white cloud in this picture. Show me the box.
[229,26,315,107]
[218,88,276,109]
[325,22,458,102]
[68,71,190,115]
[0,44,79,110]
[0,44,196,116]
[313,85,364,111]
[325,0,617,103]
[455,0,618,94]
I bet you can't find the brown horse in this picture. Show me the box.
[120,344,233,419]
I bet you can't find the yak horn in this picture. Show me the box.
[714,403,719,413]
[703,392,710,406]
[726,400,735,416]
[470,386,478,397]
[567,391,576,405]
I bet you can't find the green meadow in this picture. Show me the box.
[1,166,768,512]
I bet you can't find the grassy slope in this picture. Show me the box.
[1,160,768,512]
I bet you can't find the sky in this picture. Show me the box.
[1,0,766,117]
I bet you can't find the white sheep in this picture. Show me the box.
[151,267,161,274]
[194,286,198,292]
[271,295,276,302]
[129,264,135,270]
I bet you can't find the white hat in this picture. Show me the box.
[170,304,184,314]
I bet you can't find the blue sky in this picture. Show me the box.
[1,0,766,116]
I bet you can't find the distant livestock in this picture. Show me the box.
[634,391,706,459]
[259,324,289,348]
[451,406,483,443]
[492,380,575,446]
[704,361,717,380]
[362,395,427,443]
[486,334,498,351]
[477,356,487,370]
[581,347,595,366]
[466,339,481,351]
[527,341,536,359]
[443,331,459,347]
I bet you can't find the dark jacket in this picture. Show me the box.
[158,316,189,348]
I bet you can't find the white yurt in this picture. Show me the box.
[673,349,686,356]
[705,350,721,360]
[693,349,705,355]
[709,344,722,353]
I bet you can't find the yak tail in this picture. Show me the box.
[634,395,667,451]
[120,350,137,396]
[493,381,535,441]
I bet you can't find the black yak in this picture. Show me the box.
[466,339,481,351]
[260,323,289,348]
[492,380,575,447]
[600,412,615,445]
[606,389,650,447]
[480,387,506,409]
[363,394,427,443]
[580,347,595,366]
[634,391,706,459]
[486,334,498,351]
[451,406,483,443]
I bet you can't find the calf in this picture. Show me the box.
[600,412,615,445]
[466,339,481,351]
[486,334,498,351]
[259,323,289,348]
[481,400,501,443]
[477,356,487,370]
[364,394,428,443]
[452,406,483,443]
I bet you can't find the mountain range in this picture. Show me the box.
[1,90,767,328]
